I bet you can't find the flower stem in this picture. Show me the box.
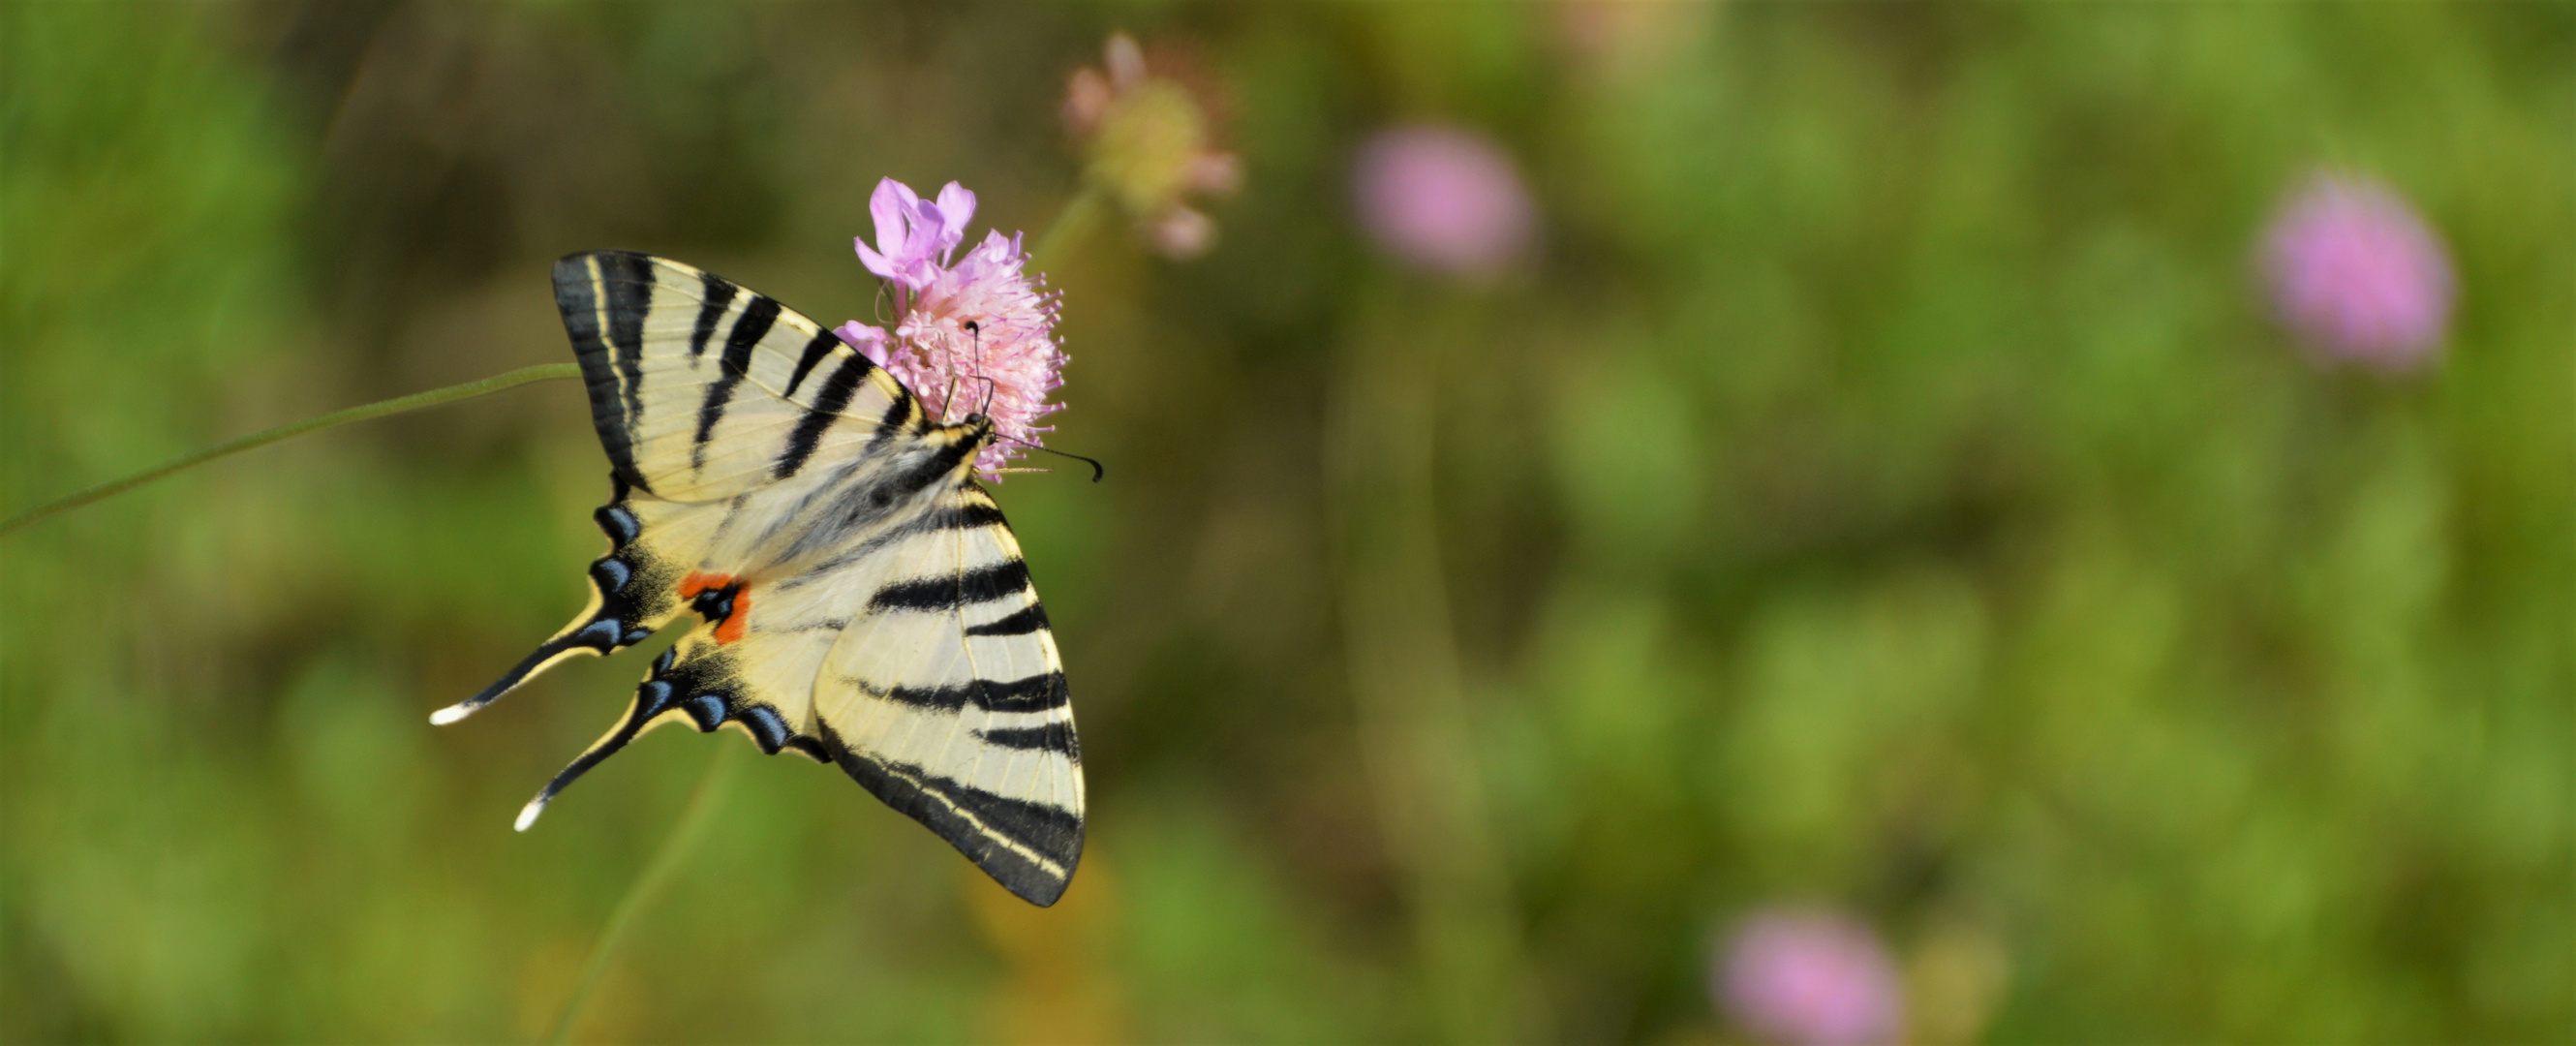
[0,362,582,537]
[1327,292,1539,1043]
[1029,184,1110,271]
[547,741,739,1045]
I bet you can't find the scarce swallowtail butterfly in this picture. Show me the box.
[437,251,1083,907]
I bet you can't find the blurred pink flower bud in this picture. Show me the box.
[1188,152,1243,197]
[1352,125,1536,277]
[1063,68,1114,137]
[1104,32,1146,89]
[1148,206,1216,260]
[1715,908,1906,1046]
[2260,171,2455,373]
[1551,0,1704,77]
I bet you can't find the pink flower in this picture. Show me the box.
[1352,125,1536,277]
[856,178,977,294]
[837,178,1065,478]
[1061,32,1241,260]
[1715,908,1906,1046]
[2260,171,2455,373]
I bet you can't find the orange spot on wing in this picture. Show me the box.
[714,587,751,645]
[680,570,750,644]
[678,570,734,599]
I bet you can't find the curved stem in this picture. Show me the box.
[1028,183,1109,272]
[0,362,582,537]
[546,742,739,1045]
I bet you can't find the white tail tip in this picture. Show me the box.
[429,703,475,726]
[514,797,548,832]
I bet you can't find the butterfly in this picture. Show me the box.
[435,251,1083,907]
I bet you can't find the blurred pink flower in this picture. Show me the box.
[1352,125,1535,277]
[1716,908,1906,1046]
[1062,33,1240,260]
[2260,171,2455,372]
[838,178,1064,478]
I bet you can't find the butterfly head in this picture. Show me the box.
[943,411,1000,476]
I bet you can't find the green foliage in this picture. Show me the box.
[3,2,2567,1042]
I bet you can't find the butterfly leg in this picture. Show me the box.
[434,500,670,725]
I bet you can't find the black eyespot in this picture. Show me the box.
[690,586,735,622]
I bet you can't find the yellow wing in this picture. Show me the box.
[438,252,1083,907]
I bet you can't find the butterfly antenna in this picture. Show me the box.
[955,317,1086,479]
[997,433,1105,482]
[966,321,997,415]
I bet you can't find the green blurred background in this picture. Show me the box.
[4,2,2568,1042]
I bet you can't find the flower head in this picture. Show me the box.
[838,178,1065,479]
[2260,171,2455,373]
[1064,33,1240,259]
[1715,908,1906,1046]
[1352,125,1536,278]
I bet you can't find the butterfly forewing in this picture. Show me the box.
[445,251,1084,907]
[557,250,917,503]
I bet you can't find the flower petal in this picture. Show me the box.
[903,199,946,262]
[934,181,978,255]
[833,321,894,367]
[854,235,898,281]
[868,177,919,262]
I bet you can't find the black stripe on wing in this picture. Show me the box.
[974,722,1080,756]
[783,329,845,397]
[692,294,780,472]
[964,603,1051,637]
[868,559,1033,613]
[556,255,653,493]
[880,670,1070,714]
[689,271,737,359]
[775,352,873,479]
[820,723,1084,907]
[601,252,654,427]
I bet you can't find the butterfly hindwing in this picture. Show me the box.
[810,484,1083,902]
[443,251,1084,907]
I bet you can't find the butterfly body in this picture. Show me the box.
[442,251,1082,907]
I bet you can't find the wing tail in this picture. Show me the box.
[512,633,833,829]
[514,691,651,831]
[512,645,723,829]
[433,622,622,725]
[434,496,672,725]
